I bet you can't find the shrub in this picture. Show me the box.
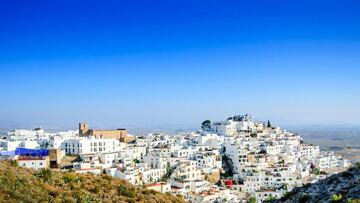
[82,194,100,203]
[250,133,257,138]
[248,196,256,203]
[352,162,360,169]
[35,168,53,183]
[312,168,321,175]
[63,172,80,183]
[300,193,309,203]
[9,160,18,167]
[331,193,343,202]
[341,171,354,178]
[117,184,136,198]
[282,191,291,199]
[265,194,277,201]
[100,173,113,181]
[14,177,25,189]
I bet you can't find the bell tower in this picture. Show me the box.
[79,123,89,136]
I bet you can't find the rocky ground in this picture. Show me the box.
[270,164,360,203]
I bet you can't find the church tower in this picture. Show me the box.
[79,123,89,136]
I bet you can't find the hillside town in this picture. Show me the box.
[0,114,351,203]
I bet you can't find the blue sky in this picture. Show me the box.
[0,0,360,129]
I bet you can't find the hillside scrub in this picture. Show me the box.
[0,161,186,203]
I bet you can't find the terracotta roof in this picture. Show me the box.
[18,156,47,161]
[145,182,167,187]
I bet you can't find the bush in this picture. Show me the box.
[117,184,136,198]
[35,168,53,183]
[248,196,256,203]
[265,195,277,201]
[331,193,343,202]
[14,177,25,189]
[300,193,309,203]
[9,160,18,167]
[250,133,257,138]
[282,191,292,199]
[81,194,99,203]
[312,168,320,175]
[63,172,80,183]
[352,162,360,169]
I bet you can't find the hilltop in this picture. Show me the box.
[270,164,360,203]
[0,161,186,203]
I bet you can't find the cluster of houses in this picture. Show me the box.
[0,115,351,203]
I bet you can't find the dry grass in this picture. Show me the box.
[0,161,186,203]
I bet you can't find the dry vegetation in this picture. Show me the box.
[0,161,186,203]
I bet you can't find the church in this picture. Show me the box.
[79,123,133,143]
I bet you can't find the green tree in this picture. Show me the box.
[201,120,211,130]
[248,196,256,203]
[160,162,173,181]
[267,120,272,128]
[265,194,277,201]
[312,168,321,175]
[282,183,288,191]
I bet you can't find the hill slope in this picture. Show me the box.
[0,161,186,203]
[271,164,360,203]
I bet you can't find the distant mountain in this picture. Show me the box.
[287,126,360,148]
[270,164,360,203]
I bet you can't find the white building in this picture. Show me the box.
[64,137,120,154]
[17,156,50,170]
[145,182,171,193]
[171,161,202,181]
[144,153,168,177]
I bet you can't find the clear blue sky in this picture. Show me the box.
[0,0,360,129]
